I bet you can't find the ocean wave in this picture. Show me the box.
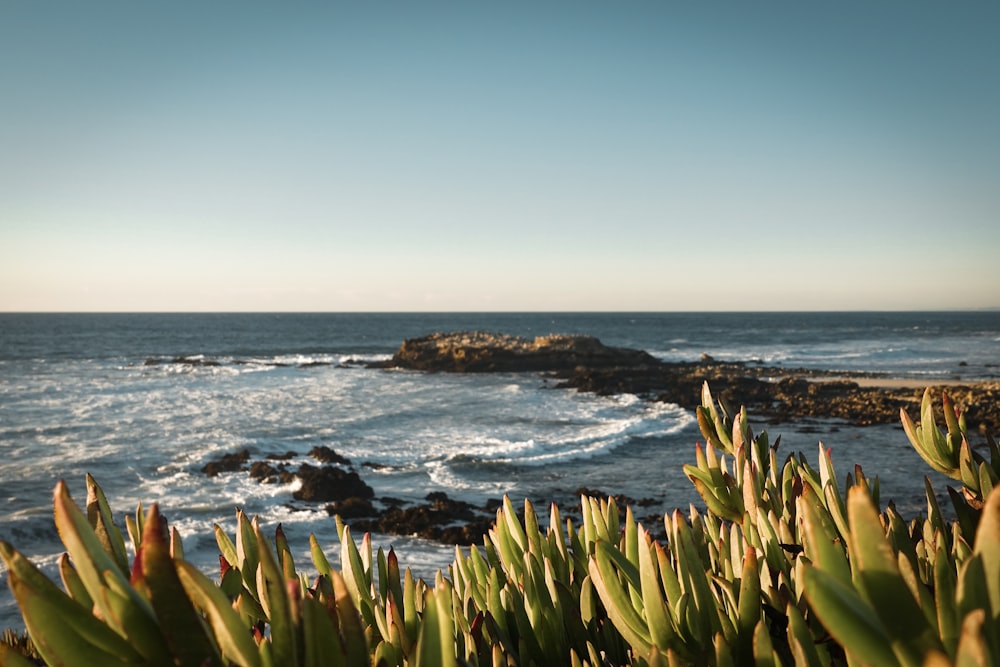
[129,353,394,379]
[434,397,694,468]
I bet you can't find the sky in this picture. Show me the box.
[1,2,998,312]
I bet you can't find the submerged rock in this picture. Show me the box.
[293,463,374,502]
[202,449,250,477]
[248,461,294,485]
[347,493,494,546]
[325,496,376,519]
[379,331,657,373]
[308,445,351,466]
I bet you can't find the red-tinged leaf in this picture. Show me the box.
[141,504,222,666]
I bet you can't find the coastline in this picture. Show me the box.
[802,376,982,389]
[554,364,1000,433]
[380,331,1000,434]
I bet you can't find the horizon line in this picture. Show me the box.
[2,308,999,315]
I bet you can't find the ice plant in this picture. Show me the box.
[2,384,999,665]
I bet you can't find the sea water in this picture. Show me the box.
[1,311,999,629]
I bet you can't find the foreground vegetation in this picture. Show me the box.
[2,385,999,666]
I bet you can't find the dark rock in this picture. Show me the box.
[202,449,250,477]
[349,494,490,545]
[172,356,221,367]
[267,451,297,461]
[233,359,289,367]
[483,498,504,513]
[325,497,376,519]
[249,461,279,481]
[436,518,495,545]
[308,446,351,466]
[380,331,657,373]
[248,461,294,484]
[293,464,373,502]
[382,330,997,431]
[552,358,1000,435]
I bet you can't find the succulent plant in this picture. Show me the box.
[2,384,998,666]
[902,388,1000,510]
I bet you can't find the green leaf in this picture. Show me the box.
[254,522,299,666]
[415,586,458,667]
[386,547,405,618]
[933,538,960,656]
[501,495,528,553]
[85,474,129,575]
[300,595,346,667]
[798,490,850,587]
[672,514,719,640]
[52,481,171,662]
[0,643,39,667]
[6,573,138,666]
[309,533,333,580]
[752,618,777,667]
[719,633,741,667]
[736,546,761,661]
[638,530,675,651]
[339,525,375,628]
[972,484,1000,624]
[214,523,239,572]
[846,486,942,666]
[332,570,368,666]
[57,552,93,609]
[954,609,993,667]
[0,541,144,664]
[236,511,261,594]
[785,601,823,667]
[588,545,653,653]
[177,561,262,667]
[139,504,221,666]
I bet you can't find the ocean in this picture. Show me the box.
[2,311,999,630]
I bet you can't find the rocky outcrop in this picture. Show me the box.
[292,463,374,502]
[375,331,1000,433]
[346,492,495,545]
[379,331,657,372]
[555,363,1000,434]
[308,445,352,466]
[202,449,251,477]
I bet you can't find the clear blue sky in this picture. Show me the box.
[2,2,998,311]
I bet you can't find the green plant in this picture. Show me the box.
[3,384,998,666]
[902,388,1000,509]
[589,384,1000,666]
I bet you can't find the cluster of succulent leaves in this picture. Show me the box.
[2,384,999,666]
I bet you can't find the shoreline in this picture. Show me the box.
[555,363,1000,433]
[378,330,1000,433]
[801,376,981,389]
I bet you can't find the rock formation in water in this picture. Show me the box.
[377,331,1000,433]
[379,331,657,372]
